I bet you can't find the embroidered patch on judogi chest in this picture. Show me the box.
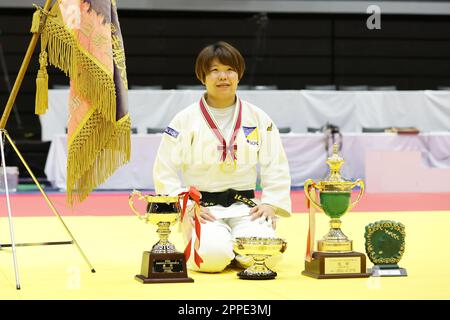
[243,126,259,145]
[164,126,179,138]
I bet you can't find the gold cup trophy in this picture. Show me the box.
[233,237,287,280]
[302,144,371,279]
[129,190,193,283]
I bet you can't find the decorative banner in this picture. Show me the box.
[36,0,131,204]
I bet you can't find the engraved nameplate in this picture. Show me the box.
[324,257,361,274]
[153,259,183,273]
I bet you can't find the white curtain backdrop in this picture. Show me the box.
[40,89,450,141]
[45,132,450,190]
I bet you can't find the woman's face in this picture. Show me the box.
[203,58,239,99]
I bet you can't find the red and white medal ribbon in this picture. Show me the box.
[199,97,242,167]
[305,183,317,262]
[179,186,203,268]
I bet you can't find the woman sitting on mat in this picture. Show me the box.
[153,41,291,272]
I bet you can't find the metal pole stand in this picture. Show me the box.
[0,130,20,289]
[0,129,95,290]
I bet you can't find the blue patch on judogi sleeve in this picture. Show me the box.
[164,126,180,138]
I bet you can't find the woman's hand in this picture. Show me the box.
[186,204,216,226]
[249,204,277,229]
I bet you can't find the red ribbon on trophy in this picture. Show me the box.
[305,183,317,262]
[179,186,203,268]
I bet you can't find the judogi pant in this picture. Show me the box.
[184,215,280,273]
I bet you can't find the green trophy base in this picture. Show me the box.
[135,251,194,284]
[368,264,407,277]
[302,251,371,279]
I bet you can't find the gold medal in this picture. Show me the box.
[220,155,237,173]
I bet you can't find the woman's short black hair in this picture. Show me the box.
[195,41,245,82]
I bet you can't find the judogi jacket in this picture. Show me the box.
[153,96,292,218]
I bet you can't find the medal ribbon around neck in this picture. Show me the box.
[199,97,242,165]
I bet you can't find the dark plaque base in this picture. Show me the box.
[368,264,407,277]
[302,251,371,279]
[135,251,194,284]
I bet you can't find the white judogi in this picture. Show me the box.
[153,95,291,272]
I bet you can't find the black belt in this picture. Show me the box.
[199,189,256,208]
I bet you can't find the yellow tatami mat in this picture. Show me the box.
[0,211,449,299]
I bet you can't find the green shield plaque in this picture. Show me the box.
[364,220,407,277]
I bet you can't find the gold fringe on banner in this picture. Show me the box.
[67,112,131,203]
[40,4,130,204]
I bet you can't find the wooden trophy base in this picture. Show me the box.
[302,251,371,279]
[135,251,194,284]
